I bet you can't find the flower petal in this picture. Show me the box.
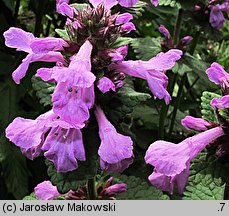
[35,181,60,200]
[3,27,34,53]
[43,128,85,172]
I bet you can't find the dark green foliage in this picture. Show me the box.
[201,91,221,123]
[31,76,55,107]
[183,152,226,200]
[114,174,169,200]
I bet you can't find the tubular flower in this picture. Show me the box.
[145,127,224,194]
[37,40,95,126]
[112,49,183,104]
[94,105,134,173]
[3,27,67,84]
[5,110,85,172]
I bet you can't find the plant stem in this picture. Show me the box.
[158,72,177,139]
[168,74,187,137]
[87,178,97,200]
[189,30,201,55]
[173,9,184,45]
[14,0,21,23]
[34,0,47,36]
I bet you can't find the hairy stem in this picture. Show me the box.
[34,0,47,36]
[168,74,187,137]
[173,9,184,45]
[158,72,177,139]
[87,178,97,200]
[189,30,201,55]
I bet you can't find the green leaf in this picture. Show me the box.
[55,29,70,41]
[114,174,169,200]
[158,0,181,8]
[70,3,88,11]
[183,152,226,200]
[124,1,147,18]
[113,37,133,48]
[101,78,151,122]
[0,136,29,199]
[31,76,55,107]
[46,124,99,194]
[181,54,212,84]
[2,0,14,12]
[201,91,221,123]
[130,37,162,60]
[23,192,38,200]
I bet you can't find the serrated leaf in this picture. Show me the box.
[31,76,55,107]
[158,0,181,8]
[55,29,70,41]
[201,91,221,123]
[183,152,226,200]
[23,192,38,200]
[46,124,99,193]
[101,79,151,122]
[130,37,162,60]
[114,174,169,200]
[113,37,133,48]
[124,1,147,18]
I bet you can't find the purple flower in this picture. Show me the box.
[42,128,85,172]
[35,181,61,200]
[5,110,86,172]
[108,45,128,62]
[112,49,183,104]
[145,127,224,194]
[97,77,116,93]
[206,62,229,87]
[104,183,127,196]
[209,5,225,29]
[151,0,158,7]
[94,105,134,173]
[56,0,77,18]
[115,13,135,33]
[181,116,212,132]
[37,40,95,125]
[89,0,138,9]
[211,95,229,109]
[3,27,67,84]
[52,83,94,127]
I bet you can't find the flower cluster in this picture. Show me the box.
[144,62,229,194]
[35,178,126,200]
[4,1,182,174]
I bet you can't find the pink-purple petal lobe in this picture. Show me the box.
[206,62,229,86]
[3,27,34,53]
[35,181,61,200]
[52,83,90,126]
[210,95,229,109]
[42,128,85,173]
[94,106,134,173]
[97,77,116,93]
